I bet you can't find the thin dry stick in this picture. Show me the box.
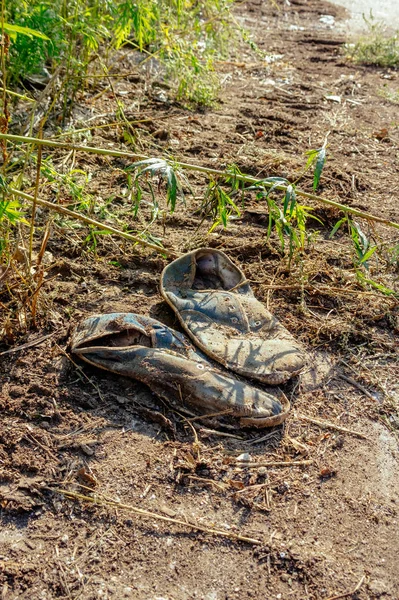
[1,132,399,231]
[326,574,365,600]
[246,430,281,445]
[256,283,398,298]
[56,117,158,138]
[23,432,58,462]
[233,482,272,495]
[187,475,227,491]
[166,389,202,459]
[56,488,262,545]
[338,373,377,401]
[236,459,313,468]
[0,331,57,356]
[56,343,105,402]
[193,425,244,440]
[11,188,177,257]
[296,414,370,440]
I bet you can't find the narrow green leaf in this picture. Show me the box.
[289,189,297,216]
[305,148,319,170]
[356,270,398,297]
[221,189,241,216]
[283,185,293,216]
[276,223,285,251]
[313,147,326,190]
[261,176,289,185]
[132,180,142,217]
[359,245,377,264]
[138,162,167,176]
[330,217,347,238]
[127,158,167,170]
[166,166,177,212]
[3,23,50,40]
[353,221,369,252]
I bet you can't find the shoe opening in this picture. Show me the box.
[192,251,242,291]
[77,329,151,350]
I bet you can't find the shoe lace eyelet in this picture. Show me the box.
[254,320,261,326]
[196,364,204,369]
[231,317,238,324]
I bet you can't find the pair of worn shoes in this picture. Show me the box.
[71,249,305,428]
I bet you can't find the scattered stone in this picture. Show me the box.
[237,453,252,462]
[367,579,390,597]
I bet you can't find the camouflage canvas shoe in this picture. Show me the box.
[160,248,305,385]
[71,313,290,428]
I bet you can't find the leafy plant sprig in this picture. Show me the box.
[330,216,377,270]
[126,158,182,214]
[248,177,322,263]
[305,136,328,191]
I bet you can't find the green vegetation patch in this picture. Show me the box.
[5,0,236,105]
[346,16,399,68]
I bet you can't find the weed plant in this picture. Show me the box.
[0,0,238,329]
[346,15,399,68]
[5,0,235,106]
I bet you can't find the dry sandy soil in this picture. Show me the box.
[1,0,399,598]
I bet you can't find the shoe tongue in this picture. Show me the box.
[151,325,179,349]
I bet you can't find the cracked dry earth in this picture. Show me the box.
[1,0,399,599]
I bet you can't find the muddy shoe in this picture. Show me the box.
[71,312,290,428]
[160,248,305,385]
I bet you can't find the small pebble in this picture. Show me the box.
[236,453,252,462]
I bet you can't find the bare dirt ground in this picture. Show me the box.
[1,0,399,598]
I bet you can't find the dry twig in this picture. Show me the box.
[187,476,227,491]
[236,459,313,468]
[56,488,262,545]
[326,574,365,600]
[0,331,58,356]
[338,373,377,401]
[296,413,370,440]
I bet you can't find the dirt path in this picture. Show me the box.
[1,1,399,599]
[329,0,399,31]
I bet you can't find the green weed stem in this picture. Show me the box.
[1,132,399,232]
[11,188,177,257]
[28,141,42,265]
[0,87,35,102]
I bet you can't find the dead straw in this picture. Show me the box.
[56,488,262,545]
